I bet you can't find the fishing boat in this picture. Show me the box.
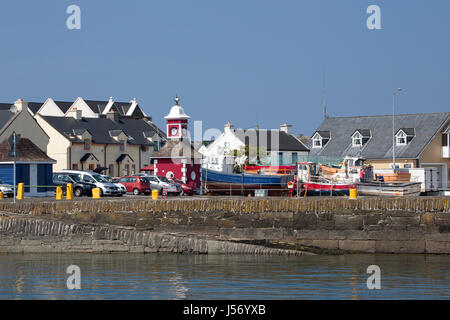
[201,168,292,196]
[243,165,297,175]
[295,162,356,196]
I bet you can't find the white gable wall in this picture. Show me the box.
[201,130,244,172]
[36,98,65,117]
[66,97,97,118]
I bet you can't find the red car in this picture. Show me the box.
[116,176,151,195]
[170,178,195,196]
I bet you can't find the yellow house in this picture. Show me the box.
[35,110,165,176]
[309,112,450,189]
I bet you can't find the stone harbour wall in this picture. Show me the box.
[0,197,449,254]
[0,214,310,256]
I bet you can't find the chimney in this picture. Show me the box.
[13,98,28,113]
[280,122,292,134]
[106,110,119,122]
[224,121,234,133]
[67,107,82,120]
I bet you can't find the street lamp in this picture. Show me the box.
[392,88,402,168]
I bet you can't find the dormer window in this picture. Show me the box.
[396,131,407,145]
[312,134,322,148]
[352,132,362,147]
[312,131,329,148]
[395,128,415,146]
[351,129,371,147]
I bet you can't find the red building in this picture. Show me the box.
[149,97,202,188]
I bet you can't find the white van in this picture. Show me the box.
[60,170,120,196]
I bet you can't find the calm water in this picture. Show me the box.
[0,253,448,300]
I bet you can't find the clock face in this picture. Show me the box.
[170,127,178,137]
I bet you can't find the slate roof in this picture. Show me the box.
[0,103,12,111]
[80,153,98,162]
[0,110,17,133]
[84,100,109,114]
[315,131,330,139]
[308,112,450,159]
[54,101,74,114]
[232,129,309,152]
[27,102,44,115]
[151,140,202,158]
[0,138,55,163]
[42,116,166,146]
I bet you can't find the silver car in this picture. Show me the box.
[0,178,14,197]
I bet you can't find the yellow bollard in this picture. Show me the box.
[152,189,158,200]
[66,183,73,200]
[0,191,3,199]
[349,188,357,199]
[17,183,24,200]
[92,188,101,199]
[56,187,63,200]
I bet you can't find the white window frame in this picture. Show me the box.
[396,131,407,146]
[352,132,362,147]
[312,133,322,148]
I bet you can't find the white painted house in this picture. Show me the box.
[200,122,309,172]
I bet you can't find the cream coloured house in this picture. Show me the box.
[35,110,165,176]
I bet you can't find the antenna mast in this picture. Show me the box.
[322,73,327,120]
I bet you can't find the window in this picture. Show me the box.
[132,165,136,175]
[312,135,322,148]
[72,164,79,170]
[278,152,283,165]
[84,139,91,150]
[442,134,449,147]
[396,131,407,146]
[89,164,95,171]
[352,132,362,147]
[292,153,298,165]
[124,164,130,176]
[119,140,125,151]
[130,177,137,182]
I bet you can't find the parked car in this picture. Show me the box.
[60,170,120,196]
[0,178,14,197]
[101,175,126,196]
[146,175,180,196]
[169,178,195,196]
[53,172,95,197]
[116,176,151,195]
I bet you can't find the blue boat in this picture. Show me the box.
[201,168,292,196]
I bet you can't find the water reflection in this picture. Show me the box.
[0,253,448,300]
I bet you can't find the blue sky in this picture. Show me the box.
[0,0,449,139]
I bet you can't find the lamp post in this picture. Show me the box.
[392,88,402,168]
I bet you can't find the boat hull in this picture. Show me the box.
[300,182,356,196]
[356,182,421,197]
[202,168,291,196]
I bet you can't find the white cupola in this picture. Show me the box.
[165,96,190,140]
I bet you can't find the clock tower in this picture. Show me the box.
[165,96,190,140]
